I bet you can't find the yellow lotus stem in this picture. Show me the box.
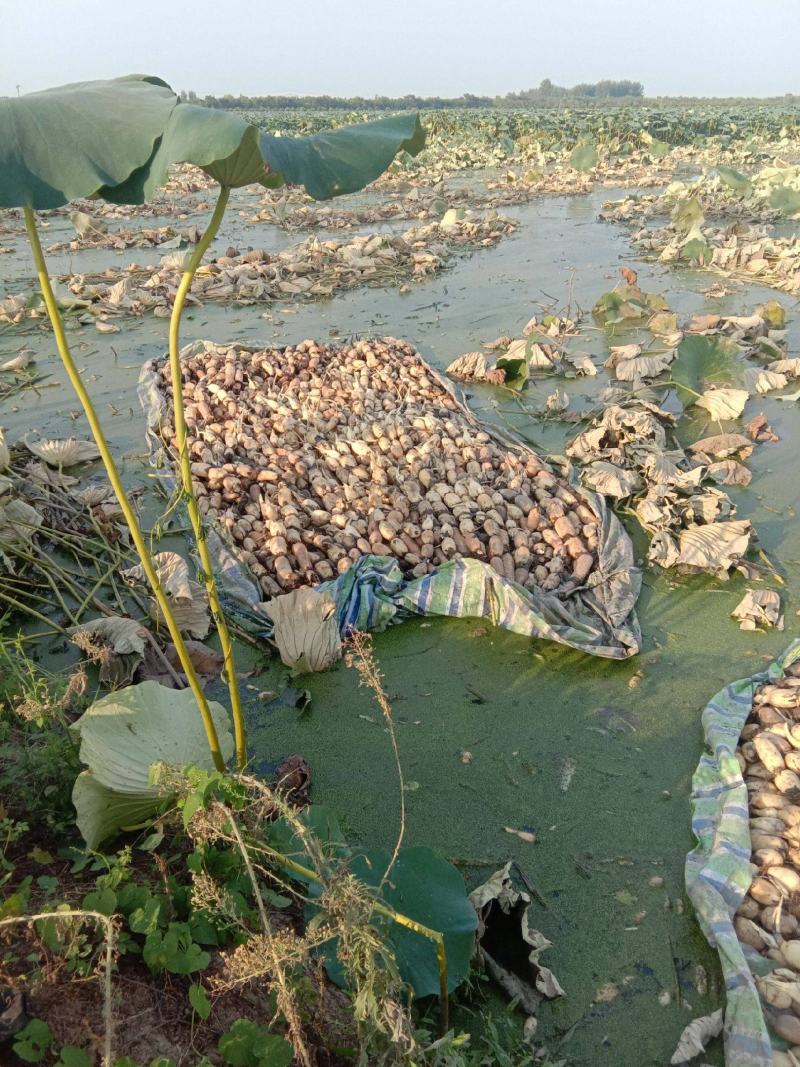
[23,206,225,772]
[168,185,247,770]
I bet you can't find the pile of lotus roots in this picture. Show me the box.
[158,337,601,599]
[736,661,800,1052]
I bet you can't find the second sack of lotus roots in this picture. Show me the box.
[156,337,600,599]
[734,664,800,1050]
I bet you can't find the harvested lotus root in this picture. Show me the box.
[734,659,800,1048]
[157,337,601,598]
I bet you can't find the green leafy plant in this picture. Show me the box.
[218,1018,293,1067]
[12,1018,53,1063]
[2,76,424,773]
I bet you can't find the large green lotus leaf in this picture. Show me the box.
[72,772,168,850]
[258,115,425,199]
[103,105,425,202]
[71,680,234,794]
[311,846,477,998]
[672,334,745,396]
[0,76,177,210]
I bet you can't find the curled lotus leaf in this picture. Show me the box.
[265,587,342,673]
[71,680,234,848]
[24,436,101,467]
[102,104,425,203]
[0,76,177,210]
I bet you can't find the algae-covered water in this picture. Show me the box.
[3,185,800,1064]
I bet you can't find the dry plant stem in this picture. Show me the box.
[0,909,115,1065]
[349,632,405,893]
[167,185,246,770]
[23,206,225,773]
[221,804,312,1067]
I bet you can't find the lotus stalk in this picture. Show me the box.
[23,206,226,773]
[168,185,247,770]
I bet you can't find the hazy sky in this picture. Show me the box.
[2,0,798,100]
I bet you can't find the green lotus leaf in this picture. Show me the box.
[72,772,169,851]
[0,76,177,210]
[672,334,745,396]
[322,846,476,997]
[716,165,752,196]
[103,104,425,203]
[71,680,234,848]
[570,141,598,172]
[769,185,800,216]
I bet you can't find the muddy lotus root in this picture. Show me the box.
[157,337,600,598]
[734,659,800,1036]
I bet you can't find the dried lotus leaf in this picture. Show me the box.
[0,428,8,470]
[122,550,193,601]
[0,497,43,544]
[445,352,489,382]
[694,387,749,421]
[70,614,148,686]
[266,587,342,673]
[669,1009,723,1064]
[148,580,210,639]
[678,520,752,576]
[24,436,101,467]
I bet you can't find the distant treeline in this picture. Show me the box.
[181,79,646,111]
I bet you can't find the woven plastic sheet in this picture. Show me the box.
[138,341,641,660]
[686,641,800,1067]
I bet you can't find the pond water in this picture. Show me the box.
[3,183,800,1064]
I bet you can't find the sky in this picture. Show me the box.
[2,0,799,100]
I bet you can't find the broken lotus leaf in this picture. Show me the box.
[694,386,749,421]
[71,680,234,848]
[69,614,148,687]
[731,589,783,631]
[669,1008,723,1064]
[24,436,101,468]
[265,587,342,673]
[468,862,564,1024]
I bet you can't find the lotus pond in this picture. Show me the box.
[3,100,800,1067]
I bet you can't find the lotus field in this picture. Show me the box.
[4,84,800,1066]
